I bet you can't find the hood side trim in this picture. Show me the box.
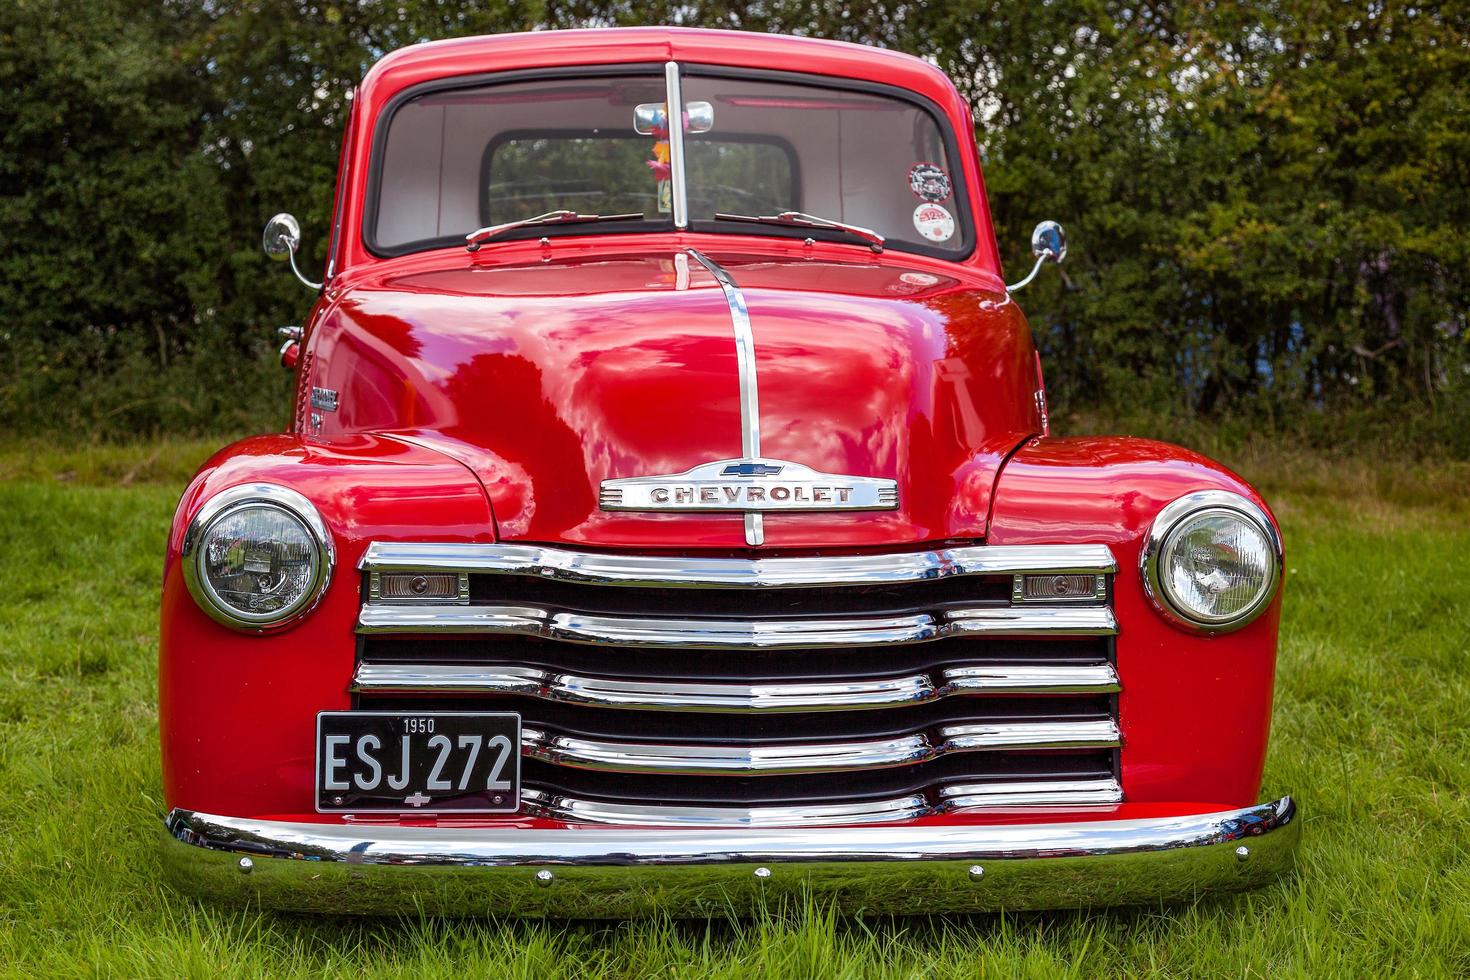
[687,248,764,545]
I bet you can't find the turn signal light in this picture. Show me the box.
[1015,573,1103,602]
[371,572,467,601]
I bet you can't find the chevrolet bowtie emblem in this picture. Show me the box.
[722,462,783,477]
[600,458,898,514]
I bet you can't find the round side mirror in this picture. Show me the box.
[262,213,302,262]
[1031,220,1067,264]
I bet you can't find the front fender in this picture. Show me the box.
[160,433,494,818]
[987,436,1284,809]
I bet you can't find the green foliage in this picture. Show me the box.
[1,1,1466,444]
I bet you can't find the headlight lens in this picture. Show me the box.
[1142,492,1281,632]
[182,484,333,630]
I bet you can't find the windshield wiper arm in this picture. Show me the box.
[713,211,884,252]
[465,210,643,251]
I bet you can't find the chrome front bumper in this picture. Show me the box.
[162,797,1299,916]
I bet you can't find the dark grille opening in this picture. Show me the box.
[356,692,1113,742]
[468,573,1014,615]
[360,635,1111,681]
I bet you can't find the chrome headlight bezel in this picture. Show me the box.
[180,483,334,631]
[1140,490,1282,634]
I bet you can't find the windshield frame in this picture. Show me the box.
[681,65,976,261]
[362,62,974,260]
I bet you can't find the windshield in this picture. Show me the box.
[369,69,970,257]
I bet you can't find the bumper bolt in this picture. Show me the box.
[1235,846,1250,862]
[237,857,254,874]
[968,865,985,881]
[535,869,554,887]
[753,867,772,880]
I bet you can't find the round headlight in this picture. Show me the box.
[181,484,333,630]
[1141,491,1281,633]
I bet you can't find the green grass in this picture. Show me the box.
[0,440,1466,977]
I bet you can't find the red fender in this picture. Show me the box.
[988,436,1284,808]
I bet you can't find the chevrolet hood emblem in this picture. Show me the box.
[600,457,898,513]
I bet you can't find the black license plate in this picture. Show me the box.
[316,711,520,813]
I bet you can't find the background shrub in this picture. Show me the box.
[2,0,1465,452]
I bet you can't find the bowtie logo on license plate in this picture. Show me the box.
[405,792,431,807]
[599,458,898,513]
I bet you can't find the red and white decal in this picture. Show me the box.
[912,203,955,243]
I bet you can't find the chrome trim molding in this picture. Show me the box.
[687,248,764,545]
[180,483,334,633]
[355,603,1118,646]
[357,541,1117,588]
[664,61,688,230]
[1139,490,1283,634]
[350,661,1121,708]
[519,790,932,827]
[161,797,1299,915]
[517,719,1120,775]
[939,778,1124,808]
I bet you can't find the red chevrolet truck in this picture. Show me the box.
[160,27,1297,915]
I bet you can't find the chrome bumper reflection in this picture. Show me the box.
[161,796,1299,916]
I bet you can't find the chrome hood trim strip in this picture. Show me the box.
[355,603,1118,646]
[357,541,1118,587]
[686,248,765,545]
[351,661,1121,708]
[517,719,1120,775]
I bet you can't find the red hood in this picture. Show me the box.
[308,246,1041,550]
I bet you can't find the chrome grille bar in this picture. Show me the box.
[519,719,1120,775]
[520,789,933,827]
[938,778,1123,808]
[356,604,1117,645]
[515,779,1125,826]
[357,541,1116,588]
[352,662,1121,708]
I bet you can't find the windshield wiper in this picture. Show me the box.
[465,210,644,251]
[713,211,885,252]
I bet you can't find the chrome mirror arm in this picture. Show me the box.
[288,248,323,292]
[1006,253,1049,292]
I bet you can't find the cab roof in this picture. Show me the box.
[359,28,967,113]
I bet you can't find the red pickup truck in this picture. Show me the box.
[160,27,1297,915]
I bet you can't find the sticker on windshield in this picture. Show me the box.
[912,203,955,243]
[907,163,951,203]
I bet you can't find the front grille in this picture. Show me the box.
[353,542,1121,826]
